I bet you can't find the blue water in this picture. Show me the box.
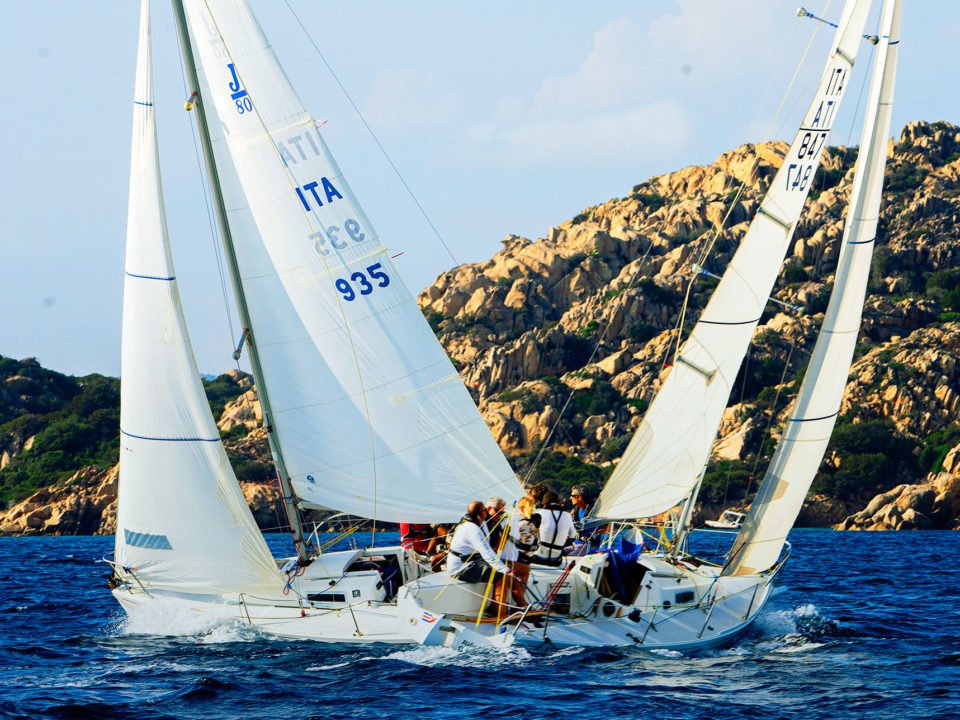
[0,530,957,719]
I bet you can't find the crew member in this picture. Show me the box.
[446,501,512,585]
[569,485,593,531]
[399,523,433,555]
[532,490,578,566]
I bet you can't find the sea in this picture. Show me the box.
[0,530,957,720]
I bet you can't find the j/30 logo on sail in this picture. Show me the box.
[227,63,252,114]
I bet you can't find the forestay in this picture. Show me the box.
[592,0,873,521]
[115,0,280,595]
[180,0,522,522]
[726,0,901,576]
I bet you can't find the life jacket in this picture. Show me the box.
[538,505,571,557]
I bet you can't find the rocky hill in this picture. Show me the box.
[3,120,960,534]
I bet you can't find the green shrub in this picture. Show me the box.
[579,320,600,337]
[202,373,248,422]
[571,381,621,417]
[701,460,755,504]
[523,451,607,491]
[813,452,891,501]
[634,192,666,211]
[637,278,678,305]
[601,435,630,461]
[918,424,960,474]
[627,322,659,344]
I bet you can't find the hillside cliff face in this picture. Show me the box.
[2,120,959,534]
[417,120,960,523]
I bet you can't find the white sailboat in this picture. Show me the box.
[111,0,898,649]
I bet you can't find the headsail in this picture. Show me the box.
[115,0,280,595]
[178,0,522,523]
[725,0,901,576]
[591,0,873,521]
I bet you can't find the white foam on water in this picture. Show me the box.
[775,641,826,654]
[117,597,251,641]
[305,661,352,672]
[755,602,821,637]
[550,646,586,659]
[748,603,839,655]
[198,622,262,644]
[382,643,532,668]
[650,648,684,659]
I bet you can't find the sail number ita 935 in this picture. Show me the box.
[335,263,390,302]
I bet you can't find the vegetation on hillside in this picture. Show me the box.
[0,357,247,509]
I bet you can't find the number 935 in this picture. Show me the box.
[335,263,390,302]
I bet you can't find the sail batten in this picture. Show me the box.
[592,0,873,522]
[115,0,280,596]
[725,0,901,577]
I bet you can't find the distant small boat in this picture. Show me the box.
[705,511,746,530]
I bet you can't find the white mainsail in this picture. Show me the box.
[115,0,280,595]
[591,0,873,522]
[725,0,901,576]
[179,0,522,523]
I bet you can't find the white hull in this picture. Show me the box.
[112,546,781,650]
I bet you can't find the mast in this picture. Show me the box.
[170,0,309,561]
[670,467,705,559]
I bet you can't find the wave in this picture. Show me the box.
[112,597,260,643]
[381,643,533,668]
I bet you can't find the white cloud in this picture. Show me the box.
[474,97,694,167]
[460,2,815,168]
[363,68,459,131]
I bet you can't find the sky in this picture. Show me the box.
[1,1,957,378]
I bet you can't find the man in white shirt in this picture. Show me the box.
[447,500,513,585]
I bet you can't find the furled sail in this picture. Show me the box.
[179,0,522,522]
[115,0,280,595]
[592,0,873,521]
[725,0,901,576]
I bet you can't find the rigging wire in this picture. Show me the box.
[745,340,796,500]
[281,0,460,268]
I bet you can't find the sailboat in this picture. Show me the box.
[110,0,899,649]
